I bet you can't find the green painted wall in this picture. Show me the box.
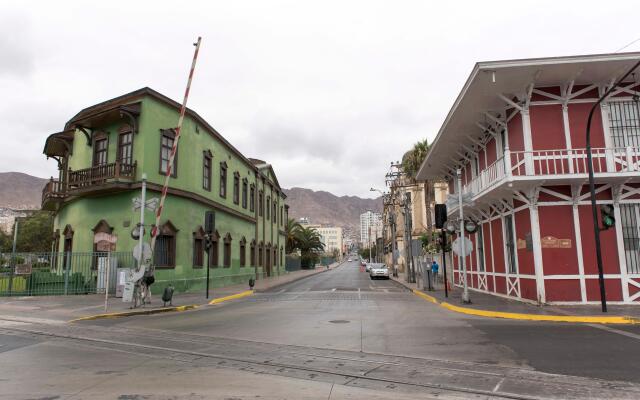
[51,92,288,292]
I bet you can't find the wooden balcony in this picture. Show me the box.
[41,161,137,210]
[68,161,137,188]
[41,179,66,211]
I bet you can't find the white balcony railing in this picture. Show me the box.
[459,146,640,199]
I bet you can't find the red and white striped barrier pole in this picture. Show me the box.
[149,37,202,273]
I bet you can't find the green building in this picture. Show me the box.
[42,88,288,293]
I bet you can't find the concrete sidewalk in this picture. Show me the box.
[391,271,640,320]
[0,262,342,323]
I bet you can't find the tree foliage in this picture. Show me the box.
[11,211,54,252]
[0,230,12,253]
[285,218,302,254]
[401,138,435,232]
[295,226,325,268]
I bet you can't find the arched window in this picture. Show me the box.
[193,226,205,268]
[154,220,178,268]
[239,237,247,267]
[223,233,232,268]
[92,220,114,270]
[62,225,74,270]
[250,240,256,267]
[209,230,220,268]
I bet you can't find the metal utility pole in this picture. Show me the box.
[441,229,448,298]
[457,169,470,303]
[8,218,19,294]
[137,174,147,271]
[585,60,640,313]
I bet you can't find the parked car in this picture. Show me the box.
[369,264,390,279]
[347,258,352,262]
[365,263,372,272]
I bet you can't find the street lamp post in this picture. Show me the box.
[586,60,640,313]
[457,169,470,304]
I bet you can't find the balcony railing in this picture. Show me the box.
[68,161,136,188]
[461,146,640,198]
[41,179,65,208]
[41,161,137,209]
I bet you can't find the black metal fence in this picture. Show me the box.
[0,252,136,296]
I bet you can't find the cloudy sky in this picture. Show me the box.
[1,1,639,198]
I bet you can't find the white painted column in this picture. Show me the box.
[613,203,630,302]
[529,205,546,304]
[521,108,534,175]
[572,204,587,303]
[488,216,497,292]
[562,104,574,173]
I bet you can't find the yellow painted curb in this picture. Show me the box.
[69,304,199,323]
[209,290,254,305]
[411,289,640,325]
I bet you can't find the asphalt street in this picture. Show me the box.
[1,260,640,399]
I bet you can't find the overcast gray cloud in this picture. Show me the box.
[1,0,639,197]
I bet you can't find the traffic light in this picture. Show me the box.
[435,204,447,229]
[600,205,615,230]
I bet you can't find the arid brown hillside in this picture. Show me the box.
[0,172,47,210]
[283,187,382,231]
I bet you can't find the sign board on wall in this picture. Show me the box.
[541,236,572,249]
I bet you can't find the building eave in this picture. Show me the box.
[417,51,640,181]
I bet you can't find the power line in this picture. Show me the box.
[614,37,640,53]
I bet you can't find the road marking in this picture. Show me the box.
[411,289,640,325]
[209,290,254,305]
[493,377,505,392]
[331,288,336,292]
[358,288,361,300]
[588,323,640,341]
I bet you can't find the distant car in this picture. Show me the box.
[369,264,390,279]
[361,260,367,267]
[347,258,352,262]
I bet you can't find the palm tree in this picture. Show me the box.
[402,138,434,231]
[285,218,302,253]
[295,226,325,268]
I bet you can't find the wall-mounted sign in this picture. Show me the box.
[541,236,572,249]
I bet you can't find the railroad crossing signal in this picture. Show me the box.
[133,197,159,212]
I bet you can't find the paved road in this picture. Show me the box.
[1,260,640,399]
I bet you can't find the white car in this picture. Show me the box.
[369,264,390,279]
[347,258,352,262]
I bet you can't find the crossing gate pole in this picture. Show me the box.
[149,37,202,271]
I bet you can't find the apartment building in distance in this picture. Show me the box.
[360,210,382,247]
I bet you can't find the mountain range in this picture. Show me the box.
[0,172,381,234]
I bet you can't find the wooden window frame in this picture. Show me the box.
[219,162,228,198]
[159,129,178,178]
[266,196,270,220]
[239,237,246,267]
[250,240,256,266]
[193,226,205,268]
[223,233,232,268]
[154,220,178,268]
[209,230,220,268]
[242,178,248,209]
[233,172,240,205]
[92,132,109,167]
[203,150,212,191]
[117,125,134,166]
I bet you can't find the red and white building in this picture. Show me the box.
[417,53,640,305]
